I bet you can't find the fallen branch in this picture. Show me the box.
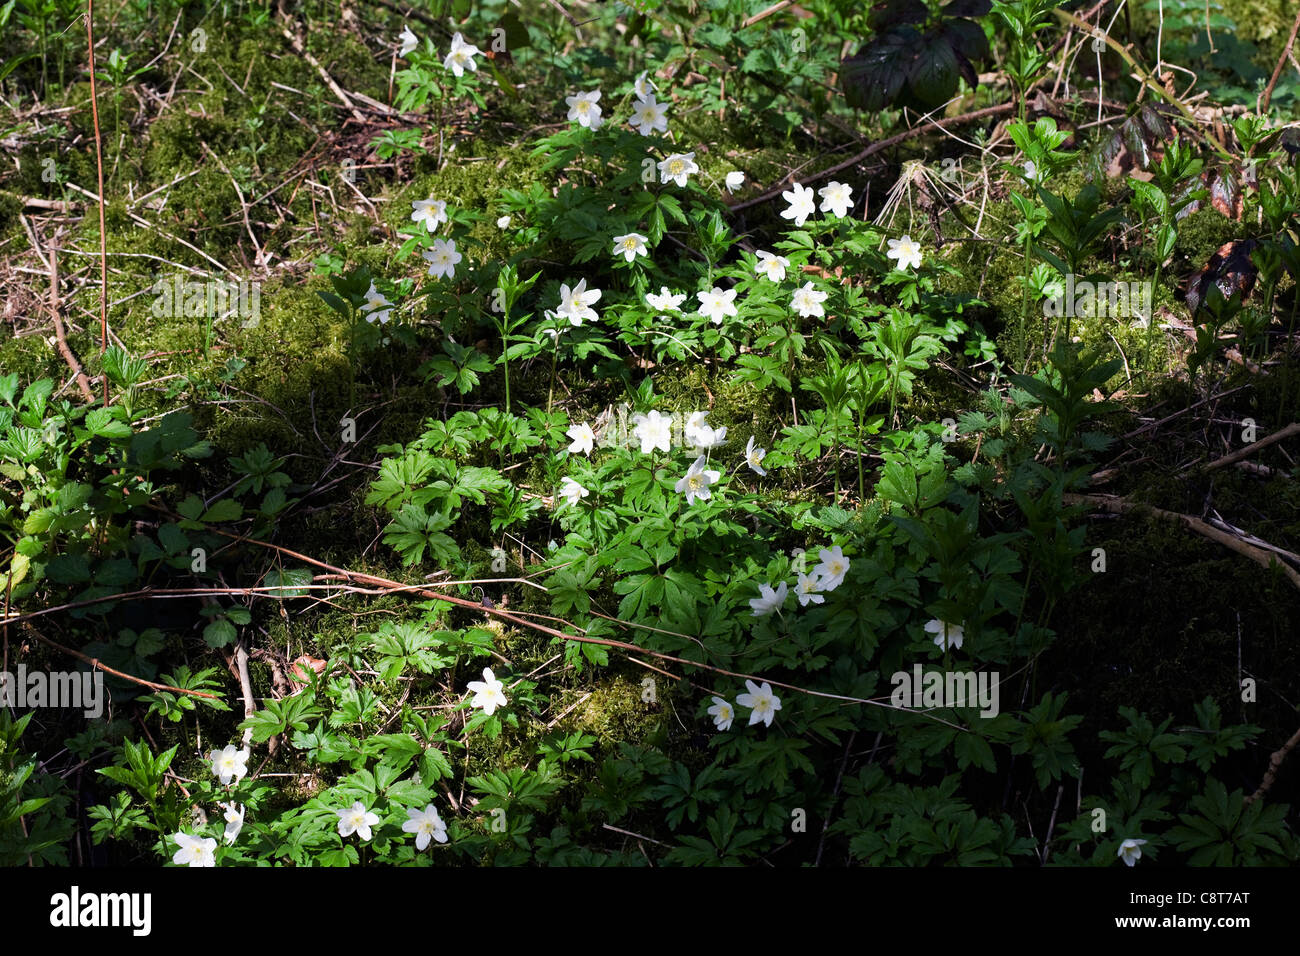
[276,2,367,123]
[45,231,96,403]
[21,623,219,699]
[1245,723,1300,805]
[1065,493,1300,592]
[86,0,110,406]
[1259,6,1300,114]
[22,197,77,212]
[1193,422,1300,474]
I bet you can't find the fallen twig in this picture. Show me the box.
[1259,6,1300,114]
[1065,493,1300,592]
[1245,723,1300,805]
[1192,422,1300,474]
[45,231,96,402]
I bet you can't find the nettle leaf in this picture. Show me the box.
[203,618,238,648]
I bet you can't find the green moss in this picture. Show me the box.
[572,674,668,747]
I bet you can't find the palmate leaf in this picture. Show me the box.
[381,505,459,567]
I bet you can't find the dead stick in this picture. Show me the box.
[742,0,792,29]
[1194,422,1300,474]
[276,2,367,123]
[22,623,219,698]
[47,233,96,402]
[1259,6,1300,114]
[1066,493,1300,592]
[86,0,110,407]
[1245,724,1300,805]
[22,197,77,212]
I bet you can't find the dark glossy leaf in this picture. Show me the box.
[841,28,916,112]
[904,34,960,109]
[869,0,929,30]
[942,17,990,61]
[943,0,992,15]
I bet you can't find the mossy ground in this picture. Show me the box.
[3,1,1300,861]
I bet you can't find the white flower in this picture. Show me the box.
[336,801,380,841]
[632,410,673,454]
[612,232,649,263]
[398,24,418,57]
[749,581,788,617]
[634,70,656,99]
[925,618,964,651]
[556,278,601,326]
[707,696,734,731]
[496,215,512,229]
[172,832,217,867]
[360,282,392,325]
[209,745,249,786]
[1023,159,1043,183]
[422,238,462,280]
[629,95,669,136]
[780,182,816,227]
[219,802,245,845]
[796,573,824,607]
[466,667,508,715]
[541,309,563,342]
[410,197,447,233]
[684,411,724,449]
[696,286,738,325]
[657,152,699,187]
[559,477,590,507]
[645,287,686,312]
[886,235,923,271]
[443,32,480,77]
[565,89,603,130]
[1118,838,1148,867]
[754,250,789,282]
[735,680,782,727]
[566,422,595,455]
[402,804,449,850]
[725,170,745,194]
[744,436,767,476]
[675,455,722,506]
[791,281,829,318]
[814,546,850,591]
[818,180,854,218]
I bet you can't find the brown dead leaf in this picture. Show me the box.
[289,655,327,690]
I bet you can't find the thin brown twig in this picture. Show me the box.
[1191,422,1300,474]
[1245,724,1300,805]
[1066,493,1300,592]
[86,0,110,406]
[45,230,96,402]
[1259,6,1300,114]
[21,623,219,698]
